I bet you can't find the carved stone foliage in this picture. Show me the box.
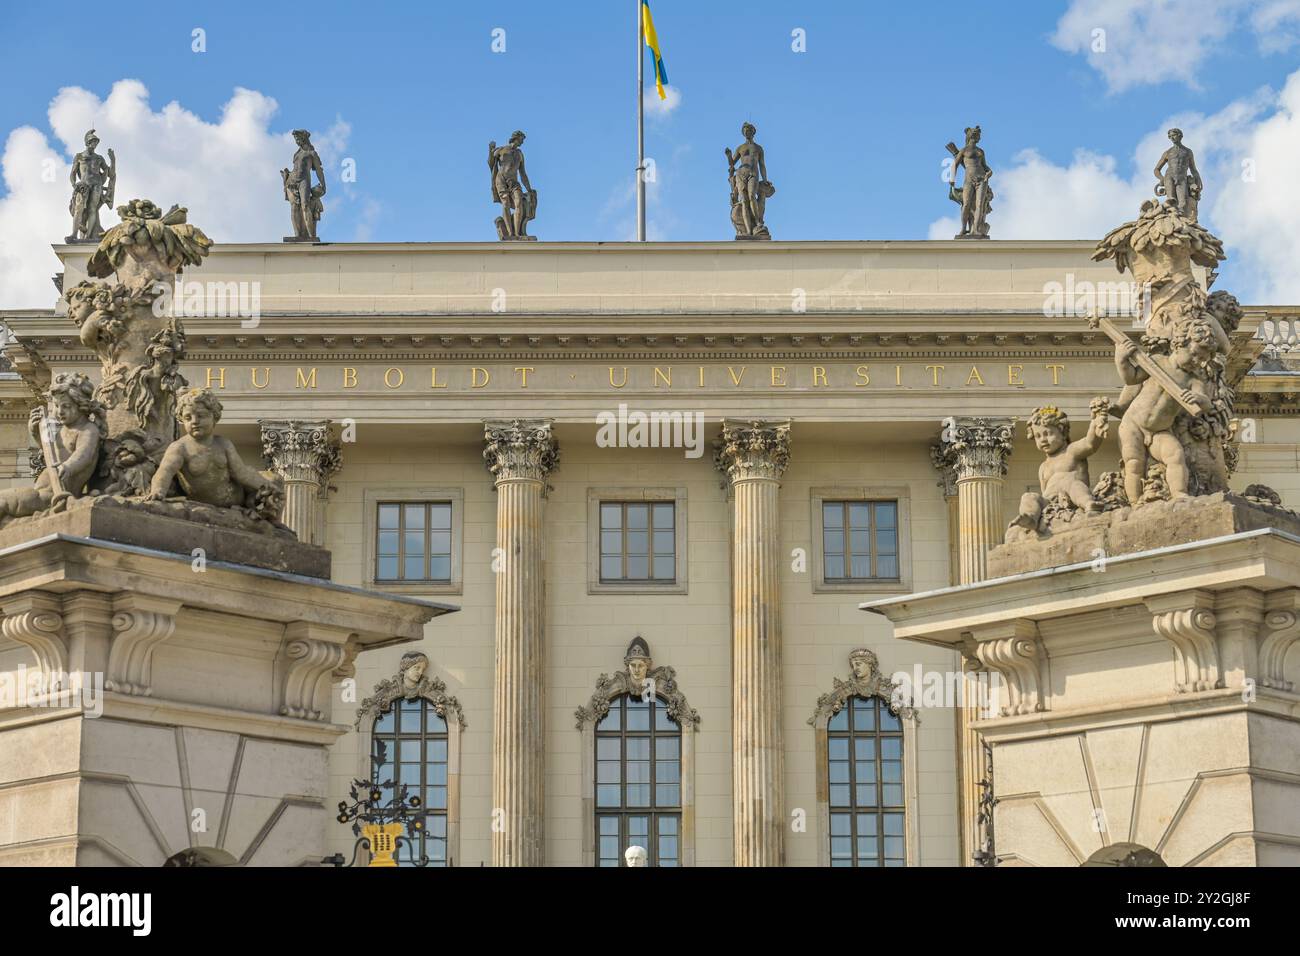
[354,651,466,730]
[929,443,958,498]
[261,420,342,486]
[941,417,1014,482]
[574,638,700,730]
[483,419,559,483]
[807,648,917,726]
[713,419,791,485]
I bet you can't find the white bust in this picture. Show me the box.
[624,844,648,868]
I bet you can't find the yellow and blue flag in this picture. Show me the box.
[641,0,669,100]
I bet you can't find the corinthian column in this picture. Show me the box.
[715,419,790,867]
[260,420,341,546]
[483,419,558,867]
[936,416,1013,865]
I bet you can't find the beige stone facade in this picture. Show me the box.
[2,239,1297,865]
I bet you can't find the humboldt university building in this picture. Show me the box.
[1,237,1298,868]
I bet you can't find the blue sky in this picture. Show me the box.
[2,0,1299,302]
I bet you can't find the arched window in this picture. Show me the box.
[810,648,919,867]
[576,637,700,867]
[355,652,465,867]
[594,694,681,867]
[826,695,905,866]
[371,696,449,866]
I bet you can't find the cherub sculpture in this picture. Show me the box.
[0,373,106,521]
[122,325,187,429]
[1115,314,1217,503]
[1010,400,1109,534]
[147,388,276,509]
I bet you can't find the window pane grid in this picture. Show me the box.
[594,694,682,866]
[376,502,453,582]
[599,501,676,583]
[827,695,905,867]
[823,500,900,582]
[371,697,450,866]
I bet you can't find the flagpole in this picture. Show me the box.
[636,0,646,241]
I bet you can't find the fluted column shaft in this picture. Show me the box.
[935,417,1013,865]
[484,420,558,867]
[260,420,341,546]
[716,420,790,867]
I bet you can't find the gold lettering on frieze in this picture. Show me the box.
[201,363,1074,392]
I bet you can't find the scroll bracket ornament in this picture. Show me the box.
[0,592,67,696]
[106,595,181,696]
[971,621,1049,716]
[278,623,360,721]
[1146,591,1221,693]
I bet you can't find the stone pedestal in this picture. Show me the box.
[0,529,454,866]
[483,420,558,867]
[865,529,1300,866]
[261,420,341,548]
[716,420,790,867]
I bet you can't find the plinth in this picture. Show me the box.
[865,527,1300,866]
[0,517,456,866]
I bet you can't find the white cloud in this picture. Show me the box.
[644,84,682,117]
[925,69,1300,303]
[1052,0,1300,92]
[0,79,351,309]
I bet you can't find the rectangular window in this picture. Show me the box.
[822,500,899,582]
[376,502,454,582]
[599,501,676,584]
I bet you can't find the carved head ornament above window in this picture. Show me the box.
[355,651,466,730]
[575,637,700,731]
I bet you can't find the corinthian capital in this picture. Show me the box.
[483,419,559,482]
[938,417,1014,482]
[714,419,791,484]
[261,420,342,487]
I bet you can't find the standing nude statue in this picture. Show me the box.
[947,126,993,239]
[67,130,116,243]
[726,122,774,239]
[281,129,326,241]
[488,131,538,240]
[1153,128,1202,222]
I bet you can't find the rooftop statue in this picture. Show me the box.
[488,131,538,240]
[67,130,116,243]
[946,126,992,239]
[281,129,326,241]
[1153,128,1202,223]
[726,122,774,240]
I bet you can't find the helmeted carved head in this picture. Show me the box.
[849,648,878,682]
[399,651,430,689]
[84,129,99,150]
[965,125,981,144]
[624,636,652,684]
